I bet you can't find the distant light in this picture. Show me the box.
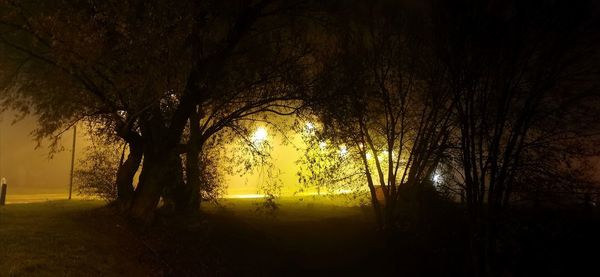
[433,173,442,184]
[339,145,348,156]
[305,122,315,131]
[116,110,127,118]
[251,127,268,144]
[366,153,372,160]
[318,141,327,149]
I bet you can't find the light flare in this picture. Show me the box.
[251,127,268,144]
[339,145,348,156]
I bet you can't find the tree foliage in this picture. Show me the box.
[75,139,122,202]
[0,0,312,220]
[298,1,455,229]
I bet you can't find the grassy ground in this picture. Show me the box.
[0,200,161,276]
[3,197,598,276]
[164,197,384,276]
[1,186,91,204]
[0,197,385,276]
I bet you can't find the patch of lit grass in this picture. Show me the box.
[206,194,374,223]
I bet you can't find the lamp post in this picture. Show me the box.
[0,116,4,205]
[68,124,76,200]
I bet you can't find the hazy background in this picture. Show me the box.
[0,111,87,195]
[2,111,596,201]
[0,111,310,199]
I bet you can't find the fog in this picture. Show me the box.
[0,111,88,195]
[3,111,597,199]
[224,123,312,197]
[0,111,310,198]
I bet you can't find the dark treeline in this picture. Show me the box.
[1,0,599,275]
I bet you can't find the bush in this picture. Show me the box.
[75,143,122,201]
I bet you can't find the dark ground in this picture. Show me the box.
[1,199,599,276]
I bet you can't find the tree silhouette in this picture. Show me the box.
[300,1,455,229]
[0,0,310,220]
[431,0,600,274]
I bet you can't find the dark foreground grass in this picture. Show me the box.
[0,198,387,276]
[2,198,600,276]
[147,197,386,276]
[0,200,161,276]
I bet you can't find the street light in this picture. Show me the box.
[251,127,268,145]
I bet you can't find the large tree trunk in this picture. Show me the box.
[175,107,202,213]
[361,152,384,229]
[129,144,183,222]
[179,144,201,213]
[115,141,143,210]
[161,153,186,213]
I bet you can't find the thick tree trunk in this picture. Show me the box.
[161,153,186,213]
[115,141,143,209]
[129,145,183,222]
[180,145,201,212]
[172,107,203,213]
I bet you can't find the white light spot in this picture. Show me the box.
[251,127,268,144]
[433,173,442,184]
[305,122,315,131]
[117,110,127,118]
[339,145,348,156]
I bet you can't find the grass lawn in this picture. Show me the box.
[0,197,388,276]
[0,200,161,276]
[3,197,598,276]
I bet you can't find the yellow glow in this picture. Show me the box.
[221,116,375,200]
[378,150,389,161]
[251,127,268,144]
[337,189,353,194]
[2,193,86,204]
[0,111,92,194]
[224,194,267,199]
[366,153,372,160]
